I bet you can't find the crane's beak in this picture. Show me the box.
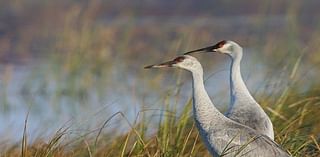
[144,60,177,69]
[183,45,218,55]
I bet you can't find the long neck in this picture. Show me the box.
[229,51,255,106]
[191,68,225,131]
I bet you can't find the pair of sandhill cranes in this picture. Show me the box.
[145,40,290,157]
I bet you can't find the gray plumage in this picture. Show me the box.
[145,55,290,157]
[184,40,274,140]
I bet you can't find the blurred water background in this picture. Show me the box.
[0,0,320,145]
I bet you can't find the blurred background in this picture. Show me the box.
[0,0,320,155]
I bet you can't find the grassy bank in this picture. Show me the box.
[1,0,320,156]
[2,86,320,156]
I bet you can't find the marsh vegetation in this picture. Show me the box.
[0,0,320,156]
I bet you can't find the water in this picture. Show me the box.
[0,50,302,144]
[0,12,318,144]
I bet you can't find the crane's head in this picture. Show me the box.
[184,40,242,58]
[144,55,202,72]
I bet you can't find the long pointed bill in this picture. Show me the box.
[144,60,176,69]
[183,45,217,55]
[145,56,186,69]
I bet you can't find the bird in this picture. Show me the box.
[184,40,274,140]
[145,55,290,157]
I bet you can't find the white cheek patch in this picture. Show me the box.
[184,62,194,67]
[221,46,229,52]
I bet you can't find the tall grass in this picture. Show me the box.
[2,80,320,156]
[1,0,320,157]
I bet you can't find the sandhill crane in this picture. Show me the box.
[184,40,274,140]
[145,55,289,157]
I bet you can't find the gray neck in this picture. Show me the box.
[191,68,225,131]
[229,50,255,107]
